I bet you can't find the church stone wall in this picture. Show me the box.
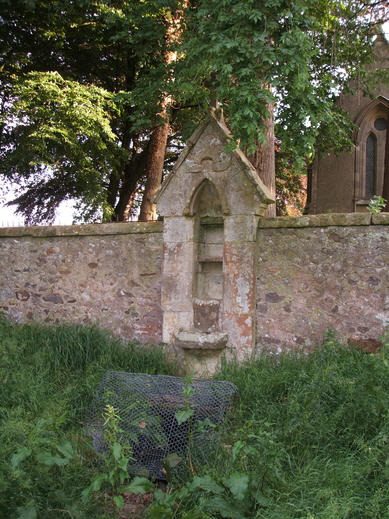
[0,222,164,343]
[0,215,388,353]
[256,213,389,351]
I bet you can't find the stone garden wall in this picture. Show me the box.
[256,213,389,351]
[1,214,388,351]
[0,222,164,343]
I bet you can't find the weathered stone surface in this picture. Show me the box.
[0,224,163,343]
[372,213,389,225]
[265,292,284,303]
[258,215,312,228]
[347,337,382,353]
[222,313,254,357]
[346,213,372,226]
[156,110,275,367]
[175,331,228,350]
[2,213,388,361]
[162,311,179,344]
[155,111,275,218]
[193,299,220,332]
[161,272,192,312]
[256,225,389,351]
[258,213,372,228]
[224,215,259,243]
[162,242,197,274]
[195,263,223,300]
[43,294,63,304]
[223,242,255,315]
[163,217,197,243]
[0,221,163,238]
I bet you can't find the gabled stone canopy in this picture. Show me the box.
[155,108,275,376]
[154,108,275,216]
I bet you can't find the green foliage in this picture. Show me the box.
[178,0,387,160]
[82,405,153,518]
[0,71,122,224]
[9,415,75,519]
[368,195,387,214]
[0,0,190,223]
[174,373,197,477]
[1,0,388,221]
[152,331,389,518]
[2,315,389,517]
[0,315,173,517]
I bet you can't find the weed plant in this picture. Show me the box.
[206,331,389,518]
[0,314,173,518]
[148,333,389,518]
[2,314,389,518]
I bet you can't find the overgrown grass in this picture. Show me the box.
[210,331,389,518]
[2,316,389,518]
[0,315,173,518]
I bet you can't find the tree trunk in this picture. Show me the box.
[137,2,185,222]
[138,115,170,221]
[114,140,151,221]
[382,104,389,212]
[243,103,276,217]
[106,171,120,211]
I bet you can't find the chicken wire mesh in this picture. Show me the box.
[85,371,237,480]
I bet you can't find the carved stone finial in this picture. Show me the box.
[207,105,224,124]
[214,107,224,123]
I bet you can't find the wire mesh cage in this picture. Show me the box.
[85,371,237,480]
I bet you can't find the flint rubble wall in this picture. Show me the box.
[0,222,164,343]
[1,214,388,350]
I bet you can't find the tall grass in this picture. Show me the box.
[210,331,389,518]
[2,316,389,518]
[0,315,173,518]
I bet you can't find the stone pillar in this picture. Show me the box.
[223,215,259,359]
[161,216,196,344]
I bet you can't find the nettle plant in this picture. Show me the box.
[150,376,272,519]
[82,404,153,518]
[150,427,272,519]
[10,414,75,519]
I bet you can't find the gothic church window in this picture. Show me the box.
[365,133,376,199]
[354,98,388,210]
[374,117,387,131]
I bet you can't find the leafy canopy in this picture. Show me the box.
[174,0,387,161]
[0,72,122,222]
[0,0,387,222]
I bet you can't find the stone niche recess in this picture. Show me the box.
[154,108,275,375]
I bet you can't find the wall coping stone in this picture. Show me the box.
[258,213,373,228]
[372,213,389,225]
[0,221,164,238]
[3,212,389,237]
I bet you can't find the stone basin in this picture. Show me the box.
[175,331,228,350]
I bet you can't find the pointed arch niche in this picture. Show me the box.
[187,177,227,218]
[354,96,388,210]
[189,179,225,334]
